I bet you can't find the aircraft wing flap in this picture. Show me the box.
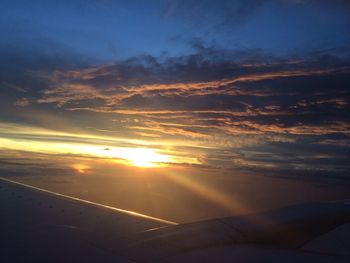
[118,202,350,262]
[302,222,350,256]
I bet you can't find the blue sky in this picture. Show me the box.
[2,0,350,61]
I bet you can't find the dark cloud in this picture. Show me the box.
[21,47,348,136]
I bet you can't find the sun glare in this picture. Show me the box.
[0,133,178,168]
[121,148,170,168]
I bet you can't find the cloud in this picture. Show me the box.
[21,48,348,141]
[1,43,350,178]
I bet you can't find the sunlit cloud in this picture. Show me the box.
[0,122,199,168]
[2,41,350,178]
[27,66,350,109]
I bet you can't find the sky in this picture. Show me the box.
[0,0,350,197]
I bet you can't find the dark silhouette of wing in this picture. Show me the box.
[1,177,349,263]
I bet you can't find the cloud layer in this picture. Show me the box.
[0,45,346,178]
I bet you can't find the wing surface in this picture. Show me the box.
[1,177,349,263]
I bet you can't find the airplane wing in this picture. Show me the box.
[1,177,349,263]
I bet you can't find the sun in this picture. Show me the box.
[59,144,172,168]
[122,148,170,168]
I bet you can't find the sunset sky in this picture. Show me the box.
[0,1,350,217]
